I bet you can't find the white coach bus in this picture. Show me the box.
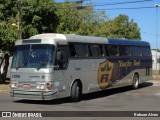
[10,33,152,102]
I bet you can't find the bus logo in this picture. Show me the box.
[98,60,114,89]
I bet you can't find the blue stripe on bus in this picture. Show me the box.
[108,38,150,46]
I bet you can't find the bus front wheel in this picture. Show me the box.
[70,81,81,102]
[132,74,139,89]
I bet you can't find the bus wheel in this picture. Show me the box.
[0,64,6,83]
[132,74,139,89]
[70,81,81,102]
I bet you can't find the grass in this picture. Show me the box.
[0,79,10,91]
[152,70,160,75]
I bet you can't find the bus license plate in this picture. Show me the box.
[23,83,31,88]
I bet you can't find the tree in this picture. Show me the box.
[0,0,141,54]
[0,0,59,54]
[55,2,141,40]
[22,0,59,38]
[104,14,141,40]
[55,1,108,36]
[0,0,17,53]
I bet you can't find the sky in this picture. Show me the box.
[55,0,160,49]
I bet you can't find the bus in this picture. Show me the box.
[10,33,152,102]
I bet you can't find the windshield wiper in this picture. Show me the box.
[37,62,46,71]
[16,61,28,70]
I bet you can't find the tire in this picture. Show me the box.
[132,74,139,89]
[0,55,8,83]
[70,81,81,102]
[0,65,7,83]
[0,60,5,83]
[0,73,6,83]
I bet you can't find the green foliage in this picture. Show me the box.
[0,0,17,53]
[55,2,108,36]
[0,0,141,54]
[55,2,141,40]
[22,0,59,38]
[0,0,59,54]
[106,14,141,40]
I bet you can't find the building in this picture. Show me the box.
[151,50,160,71]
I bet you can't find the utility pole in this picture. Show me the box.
[17,0,22,40]
[155,4,160,74]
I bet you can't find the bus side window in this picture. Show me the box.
[131,46,141,56]
[69,44,76,57]
[108,45,120,56]
[119,46,131,56]
[55,46,68,69]
[74,44,88,57]
[90,44,103,57]
[104,45,109,56]
[141,47,151,56]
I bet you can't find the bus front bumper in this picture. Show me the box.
[10,90,58,100]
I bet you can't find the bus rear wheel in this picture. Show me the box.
[70,81,81,102]
[132,74,139,89]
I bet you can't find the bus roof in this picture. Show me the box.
[29,33,108,44]
[15,33,150,47]
[108,38,150,46]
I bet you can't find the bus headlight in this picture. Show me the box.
[11,82,18,88]
[36,83,46,90]
[47,83,53,90]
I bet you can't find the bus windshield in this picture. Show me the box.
[12,44,55,69]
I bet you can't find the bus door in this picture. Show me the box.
[55,46,68,70]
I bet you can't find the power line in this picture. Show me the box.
[94,6,155,11]
[56,0,153,5]
[56,0,90,4]
[93,0,154,7]
[55,0,159,11]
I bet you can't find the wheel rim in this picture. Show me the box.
[1,66,4,74]
[134,76,139,88]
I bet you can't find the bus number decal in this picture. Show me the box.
[98,60,114,89]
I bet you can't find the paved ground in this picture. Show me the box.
[0,78,160,120]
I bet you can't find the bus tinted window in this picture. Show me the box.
[104,46,109,56]
[141,47,151,56]
[108,45,119,56]
[131,46,141,56]
[69,44,76,57]
[90,45,102,57]
[119,46,130,56]
[74,44,88,57]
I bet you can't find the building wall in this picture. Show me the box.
[151,50,160,71]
